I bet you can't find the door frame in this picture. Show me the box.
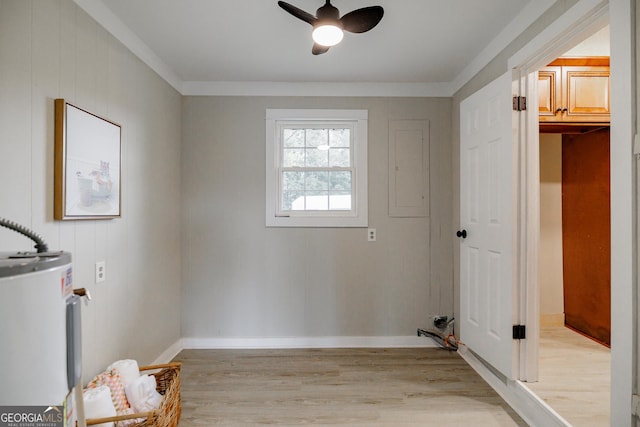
[507,0,636,424]
[509,0,610,383]
[458,0,635,424]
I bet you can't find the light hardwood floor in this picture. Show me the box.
[524,325,611,426]
[174,347,527,426]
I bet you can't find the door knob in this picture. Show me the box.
[456,230,467,239]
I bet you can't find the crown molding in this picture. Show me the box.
[73,0,184,93]
[181,81,454,97]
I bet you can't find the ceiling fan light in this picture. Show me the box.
[312,24,344,47]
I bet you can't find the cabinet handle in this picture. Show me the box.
[555,108,562,113]
[456,230,467,239]
[562,107,568,113]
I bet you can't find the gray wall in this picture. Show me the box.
[181,96,453,338]
[0,0,182,378]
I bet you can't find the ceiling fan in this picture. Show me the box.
[277,0,384,55]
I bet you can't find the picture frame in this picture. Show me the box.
[54,99,122,220]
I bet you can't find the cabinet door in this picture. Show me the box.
[562,66,610,122]
[538,67,561,122]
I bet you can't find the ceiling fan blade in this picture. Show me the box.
[278,1,317,26]
[312,43,330,55]
[340,6,384,33]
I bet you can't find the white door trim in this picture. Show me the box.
[504,0,636,425]
[507,0,609,384]
[609,0,636,425]
[512,67,541,383]
[508,0,609,70]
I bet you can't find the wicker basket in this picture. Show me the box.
[85,362,181,427]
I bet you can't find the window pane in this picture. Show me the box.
[306,129,327,147]
[283,148,305,167]
[283,129,304,147]
[305,171,329,191]
[282,173,352,212]
[283,190,305,210]
[282,171,304,190]
[329,129,350,147]
[306,147,329,167]
[329,192,352,210]
[329,148,350,167]
[329,171,351,191]
[305,191,329,210]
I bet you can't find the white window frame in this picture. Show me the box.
[266,109,368,227]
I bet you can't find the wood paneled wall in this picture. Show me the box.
[0,0,182,378]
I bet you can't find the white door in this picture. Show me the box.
[459,71,518,379]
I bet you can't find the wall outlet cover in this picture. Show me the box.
[95,261,106,283]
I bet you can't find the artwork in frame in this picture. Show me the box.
[54,99,121,220]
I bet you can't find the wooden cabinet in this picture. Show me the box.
[539,58,610,125]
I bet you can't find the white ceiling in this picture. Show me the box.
[75,0,557,96]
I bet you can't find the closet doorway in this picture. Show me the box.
[539,128,611,346]
[532,26,612,426]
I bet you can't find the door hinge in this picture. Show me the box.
[512,96,527,111]
[632,394,640,417]
[512,325,526,340]
[634,134,640,156]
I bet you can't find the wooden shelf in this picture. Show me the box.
[539,123,609,134]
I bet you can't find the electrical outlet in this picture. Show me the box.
[95,261,106,284]
[367,228,376,242]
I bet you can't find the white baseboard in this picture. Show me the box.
[181,335,439,350]
[151,336,437,364]
[458,350,571,427]
[151,338,185,365]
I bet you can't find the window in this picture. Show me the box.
[266,109,368,227]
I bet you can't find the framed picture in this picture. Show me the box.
[54,99,122,220]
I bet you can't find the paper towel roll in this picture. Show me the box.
[107,359,140,387]
[83,385,117,427]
